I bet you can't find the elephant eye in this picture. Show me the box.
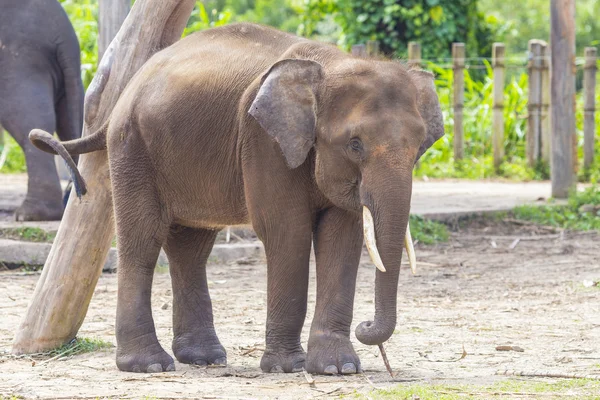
[348,137,363,153]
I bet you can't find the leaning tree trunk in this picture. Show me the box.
[12,0,195,354]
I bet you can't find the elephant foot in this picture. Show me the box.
[306,331,361,375]
[15,198,63,221]
[260,344,306,373]
[116,342,175,373]
[172,333,227,366]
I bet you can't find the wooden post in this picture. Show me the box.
[527,40,543,166]
[551,0,576,198]
[12,0,196,354]
[584,47,597,170]
[366,40,380,57]
[540,41,551,164]
[452,43,465,160]
[352,44,367,58]
[492,43,505,169]
[98,0,131,60]
[408,42,421,69]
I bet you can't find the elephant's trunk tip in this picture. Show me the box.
[355,319,395,346]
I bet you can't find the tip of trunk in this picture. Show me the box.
[355,318,396,346]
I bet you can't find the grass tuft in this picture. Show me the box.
[355,379,600,399]
[0,227,56,243]
[409,215,449,245]
[512,185,600,231]
[39,337,113,360]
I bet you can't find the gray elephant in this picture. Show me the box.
[32,23,444,374]
[0,0,84,220]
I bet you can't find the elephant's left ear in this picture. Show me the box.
[409,69,445,162]
[249,59,324,169]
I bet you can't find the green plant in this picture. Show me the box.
[409,215,449,244]
[35,337,113,361]
[0,133,26,173]
[512,185,600,231]
[0,227,57,243]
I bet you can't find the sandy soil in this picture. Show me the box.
[1,220,600,399]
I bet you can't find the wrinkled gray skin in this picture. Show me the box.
[31,23,444,375]
[0,0,83,220]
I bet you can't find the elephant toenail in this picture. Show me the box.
[132,365,141,373]
[213,357,227,366]
[193,359,208,366]
[270,365,284,373]
[341,363,357,374]
[146,363,163,373]
[166,363,176,372]
[324,365,338,375]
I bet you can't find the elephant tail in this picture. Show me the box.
[28,124,108,198]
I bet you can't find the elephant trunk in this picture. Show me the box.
[355,161,412,346]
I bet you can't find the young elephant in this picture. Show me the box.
[0,0,84,220]
[31,23,444,374]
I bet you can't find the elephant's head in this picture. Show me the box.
[249,54,444,346]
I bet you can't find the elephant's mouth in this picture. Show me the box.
[362,205,416,274]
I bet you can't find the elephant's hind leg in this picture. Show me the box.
[163,225,227,366]
[112,163,174,373]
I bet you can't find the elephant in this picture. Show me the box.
[30,23,444,374]
[0,0,84,221]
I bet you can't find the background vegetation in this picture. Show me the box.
[1,0,599,183]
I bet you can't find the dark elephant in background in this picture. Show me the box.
[32,23,444,374]
[0,0,83,220]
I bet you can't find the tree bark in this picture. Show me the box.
[98,0,130,60]
[13,0,195,354]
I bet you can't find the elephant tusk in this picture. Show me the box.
[405,222,417,275]
[363,206,386,272]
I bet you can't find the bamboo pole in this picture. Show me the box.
[550,0,576,198]
[527,40,543,166]
[98,0,130,60]
[452,43,465,161]
[492,43,505,169]
[540,42,551,164]
[352,44,367,58]
[408,42,421,69]
[583,47,597,170]
[12,0,196,354]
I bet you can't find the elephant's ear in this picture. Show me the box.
[409,69,445,162]
[249,59,324,169]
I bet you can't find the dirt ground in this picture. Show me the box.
[1,219,600,399]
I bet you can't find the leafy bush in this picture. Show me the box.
[512,185,600,231]
[303,0,498,59]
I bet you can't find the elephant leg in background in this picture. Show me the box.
[306,207,362,375]
[112,163,174,373]
[163,225,227,366]
[253,209,313,373]
[2,87,64,221]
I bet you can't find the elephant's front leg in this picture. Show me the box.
[306,207,362,375]
[257,215,312,373]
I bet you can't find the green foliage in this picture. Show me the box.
[512,186,600,231]
[0,227,56,243]
[0,134,26,173]
[41,337,113,359]
[409,215,448,244]
[59,0,98,89]
[480,0,600,55]
[303,0,498,59]
[354,379,600,399]
[414,62,541,180]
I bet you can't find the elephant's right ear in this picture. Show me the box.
[249,59,324,169]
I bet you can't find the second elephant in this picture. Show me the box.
[32,23,444,375]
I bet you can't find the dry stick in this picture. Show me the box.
[378,343,394,378]
[496,369,600,380]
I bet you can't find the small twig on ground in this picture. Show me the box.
[496,345,525,352]
[496,369,600,380]
[241,346,264,356]
[378,343,394,378]
[302,368,315,386]
[362,373,376,388]
[37,342,82,366]
[508,238,521,250]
